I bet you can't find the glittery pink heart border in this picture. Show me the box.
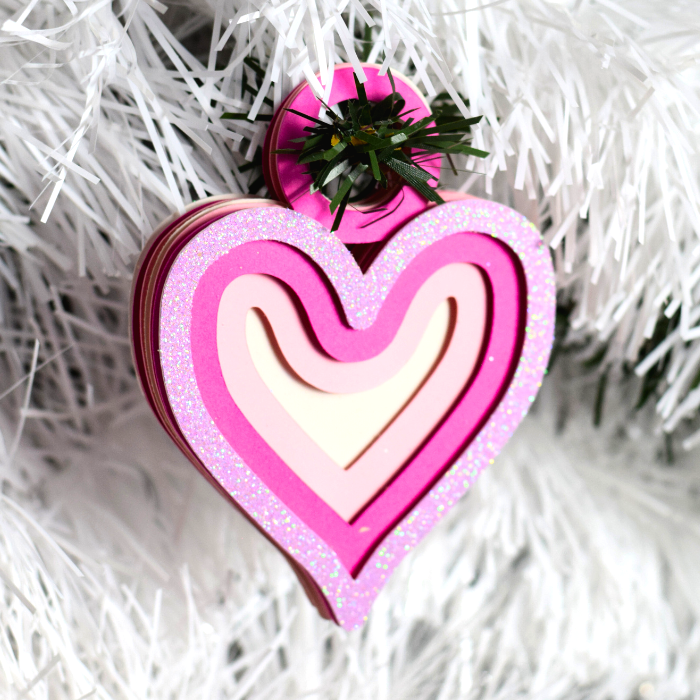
[159,200,555,629]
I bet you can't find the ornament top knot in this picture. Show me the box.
[264,64,442,244]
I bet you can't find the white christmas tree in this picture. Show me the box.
[0,1,699,697]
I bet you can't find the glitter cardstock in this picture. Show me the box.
[137,199,555,628]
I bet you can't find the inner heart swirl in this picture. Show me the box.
[217,263,488,522]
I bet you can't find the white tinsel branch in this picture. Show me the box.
[1,390,700,698]
[1,0,700,444]
[0,2,700,698]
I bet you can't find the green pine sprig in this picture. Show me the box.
[221,56,274,196]
[275,70,489,231]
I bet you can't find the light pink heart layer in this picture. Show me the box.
[217,263,487,522]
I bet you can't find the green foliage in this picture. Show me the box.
[548,292,685,433]
[276,70,488,231]
[221,57,274,195]
[635,305,681,410]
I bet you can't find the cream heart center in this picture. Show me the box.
[217,264,487,522]
[246,300,452,468]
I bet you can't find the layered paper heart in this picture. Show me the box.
[132,196,554,628]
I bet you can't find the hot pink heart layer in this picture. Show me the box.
[189,231,521,576]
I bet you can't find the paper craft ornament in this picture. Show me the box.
[130,65,555,628]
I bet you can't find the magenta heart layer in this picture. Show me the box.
[159,200,555,628]
[191,235,517,571]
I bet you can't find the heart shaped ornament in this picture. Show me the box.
[131,68,555,628]
[133,199,554,627]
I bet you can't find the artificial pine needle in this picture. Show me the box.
[274,69,488,230]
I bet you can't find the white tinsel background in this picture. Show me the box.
[1,0,700,697]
